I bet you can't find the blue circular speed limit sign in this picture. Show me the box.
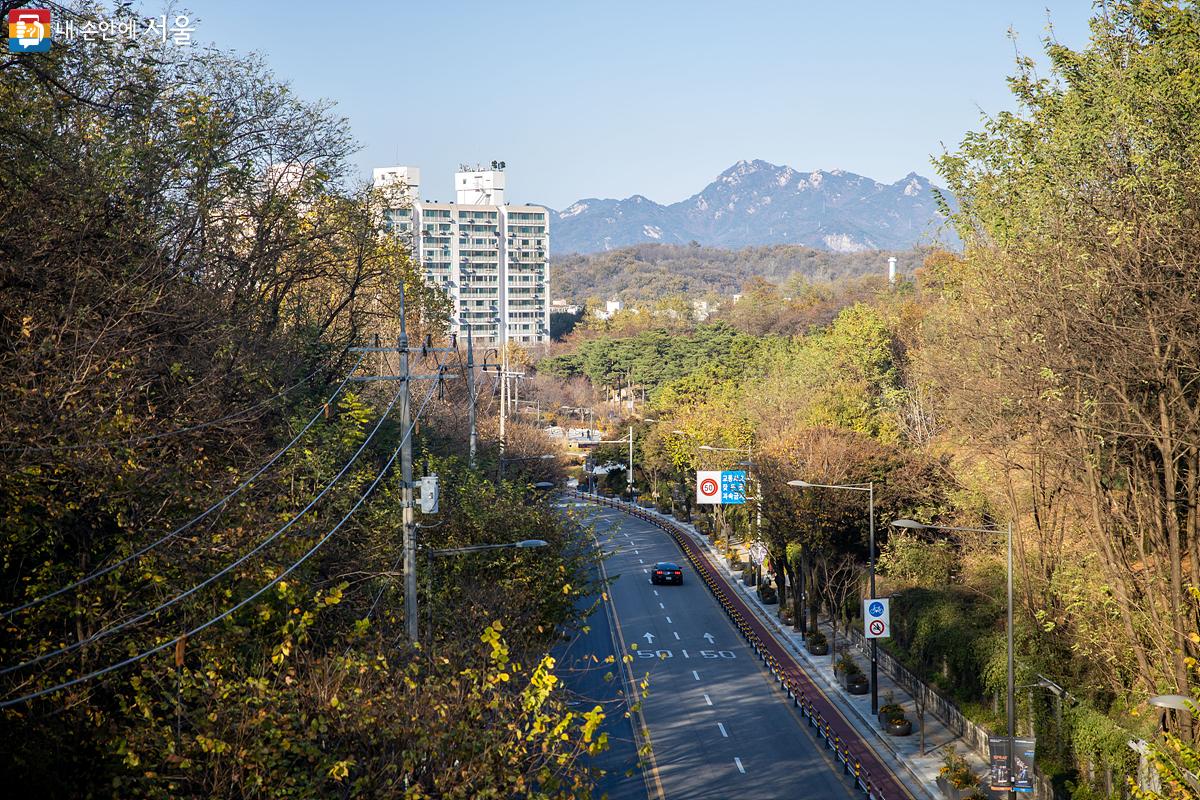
[869,601,884,617]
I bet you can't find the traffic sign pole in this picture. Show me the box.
[869,482,877,715]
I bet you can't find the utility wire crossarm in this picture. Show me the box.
[0,379,440,709]
[1,353,367,620]
[1,363,404,676]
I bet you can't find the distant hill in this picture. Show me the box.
[550,242,931,303]
[548,159,957,255]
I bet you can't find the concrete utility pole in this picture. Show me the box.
[466,323,477,468]
[348,286,459,646]
[627,426,634,500]
[1007,519,1014,797]
[399,292,417,645]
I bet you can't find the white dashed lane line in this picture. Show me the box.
[703,693,713,706]
[673,631,680,640]
[692,670,700,680]
[665,616,672,623]
[717,723,728,738]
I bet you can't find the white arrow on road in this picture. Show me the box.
[643,632,656,644]
[703,633,715,644]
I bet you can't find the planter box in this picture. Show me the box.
[885,718,913,736]
[845,674,869,695]
[807,640,829,656]
[936,775,979,800]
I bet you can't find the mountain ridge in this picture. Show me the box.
[546,159,956,255]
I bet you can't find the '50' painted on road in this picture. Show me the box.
[636,649,736,659]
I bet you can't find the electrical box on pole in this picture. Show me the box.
[417,475,440,514]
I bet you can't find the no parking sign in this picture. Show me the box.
[863,597,891,639]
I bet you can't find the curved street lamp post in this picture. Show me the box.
[422,539,549,646]
[789,479,877,714]
[893,517,1016,796]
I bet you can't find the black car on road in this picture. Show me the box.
[651,562,683,585]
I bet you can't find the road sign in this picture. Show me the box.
[696,470,747,505]
[863,597,890,639]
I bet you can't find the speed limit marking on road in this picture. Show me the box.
[864,597,891,639]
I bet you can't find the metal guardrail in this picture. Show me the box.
[572,490,893,800]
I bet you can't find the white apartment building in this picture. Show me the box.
[373,164,550,345]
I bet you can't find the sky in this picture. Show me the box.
[182,0,1096,209]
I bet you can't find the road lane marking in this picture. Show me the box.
[718,723,728,738]
[735,757,745,774]
[682,648,689,658]
[639,558,644,564]
[673,631,680,640]
[704,693,712,706]
[653,590,659,596]
[659,602,665,609]
[643,569,648,573]
[692,670,700,680]
[634,550,639,555]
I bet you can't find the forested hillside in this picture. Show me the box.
[550,243,930,303]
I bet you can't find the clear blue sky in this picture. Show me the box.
[185,0,1095,209]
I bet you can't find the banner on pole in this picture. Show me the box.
[989,736,1035,793]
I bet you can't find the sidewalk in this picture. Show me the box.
[622,498,991,800]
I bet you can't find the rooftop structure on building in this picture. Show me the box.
[373,162,549,345]
[592,299,624,321]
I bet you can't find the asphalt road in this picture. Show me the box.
[554,498,649,800]
[563,501,862,800]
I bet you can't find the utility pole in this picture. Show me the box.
[1007,519,1015,797]
[627,425,634,501]
[498,308,508,468]
[347,287,458,647]
[466,323,477,468]
[400,291,417,645]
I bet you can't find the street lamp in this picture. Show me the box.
[894,517,1016,795]
[427,539,548,557]
[595,423,654,502]
[421,539,548,645]
[790,479,877,714]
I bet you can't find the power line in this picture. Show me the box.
[0,379,440,709]
[1,354,366,620]
[0,352,345,454]
[1,362,401,675]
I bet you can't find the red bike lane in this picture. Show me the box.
[577,492,917,800]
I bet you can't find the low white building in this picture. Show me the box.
[592,299,624,321]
